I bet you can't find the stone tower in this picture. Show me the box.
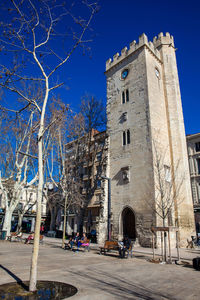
[105,32,195,247]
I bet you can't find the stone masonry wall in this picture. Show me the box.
[105,32,195,247]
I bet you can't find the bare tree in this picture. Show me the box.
[78,95,107,233]
[80,95,106,133]
[47,108,86,248]
[54,96,107,236]
[46,96,107,246]
[17,190,36,232]
[0,112,38,236]
[149,140,185,261]
[0,0,97,291]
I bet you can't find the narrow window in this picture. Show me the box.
[122,91,125,104]
[126,89,129,102]
[197,159,200,174]
[164,165,171,182]
[97,180,101,188]
[123,131,126,145]
[127,129,130,144]
[197,183,200,201]
[195,142,200,152]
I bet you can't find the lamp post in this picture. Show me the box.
[101,176,111,241]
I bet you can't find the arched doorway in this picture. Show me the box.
[122,207,136,239]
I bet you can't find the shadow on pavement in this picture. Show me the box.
[0,264,29,290]
[67,267,175,300]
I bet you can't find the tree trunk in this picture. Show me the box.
[49,206,56,231]
[29,70,49,291]
[62,195,67,249]
[2,207,14,237]
[29,138,43,292]
[163,218,167,262]
[17,213,23,233]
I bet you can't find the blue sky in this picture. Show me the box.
[0,0,199,135]
[61,0,200,135]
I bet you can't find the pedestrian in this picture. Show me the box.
[40,223,44,234]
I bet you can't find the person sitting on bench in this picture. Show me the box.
[77,232,88,250]
[70,232,80,250]
[25,232,34,244]
[119,235,131,258]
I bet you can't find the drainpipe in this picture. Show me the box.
[101,176,111,241]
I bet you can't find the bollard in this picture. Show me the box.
[1,230,7,240]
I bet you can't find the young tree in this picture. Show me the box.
[150,140,184,261]
[0,0,97,291]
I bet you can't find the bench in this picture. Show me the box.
[7,232,23,242]
[65,238,90,252]
[99,241,119,255]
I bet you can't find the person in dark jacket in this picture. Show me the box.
[119,235,131,258]
[70,232,80,250]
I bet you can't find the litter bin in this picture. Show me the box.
[193,257,200,270]
[1,230,7,240]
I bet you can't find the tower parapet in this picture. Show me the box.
[153,32,174,49]
[106,33,174,72]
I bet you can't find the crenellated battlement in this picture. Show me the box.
[106,32,174,72]
[153,32,174,49]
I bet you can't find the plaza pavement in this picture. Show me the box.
[0,236,200,299]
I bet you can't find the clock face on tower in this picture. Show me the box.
[121,69,129,80]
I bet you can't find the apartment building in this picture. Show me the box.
[187,133,200,233]
[64,129,109,243]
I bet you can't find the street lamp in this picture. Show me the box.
[101,176,111,241]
